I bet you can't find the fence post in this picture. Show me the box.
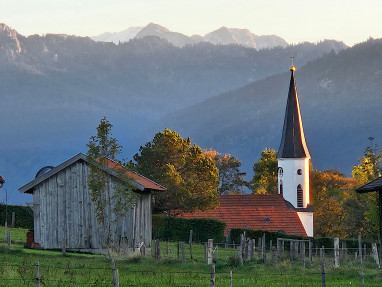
[360,269,365,287]
[208,239,214,264]
[309,240,313,262]
[290,240,295,261]
[35,261,40,287]
[358,234,363,265]
[189,230,193,260]
[181,242,185,263]
[166,241,169,258]
[301,241,305,268]
[371,243,380,268]
[262,233,266,263]
[177,242,180,259]
[210,264,215,287]
[363,244,367,263]
[238,234,244,265]
[11,212,15,228]
[204,242,207,260]
[230,270,233,287]
[272,246,276,265]
[277,239,281,258]
[111,259,119,287]
[334,237,340,267]
[320,248,326,287]
[7,231,11,248]
[155,239,160,260]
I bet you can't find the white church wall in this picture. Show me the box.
[278,158,310,208]
[297,211,314,237]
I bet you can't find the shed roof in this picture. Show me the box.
[179,194,307,236]
[356,177,382,193]
[277,68,310,159]
[19,153,165,194]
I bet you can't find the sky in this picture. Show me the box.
[1,0,381,46]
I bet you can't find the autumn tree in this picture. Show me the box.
[86,117,136,235]
[250,148,278,194]
[204,150,247,194]
[350,144,382,238]
[134,129,219,213]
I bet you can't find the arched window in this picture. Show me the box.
[297,184,303,208]
[297,169,302,175]
[278,167,283,177]
[279,180,283,196]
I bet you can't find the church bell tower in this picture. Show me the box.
[277,65,314,237]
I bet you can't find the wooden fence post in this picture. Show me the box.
[334,237,340,267]
[35,261,40,287]
[177,242,180,259]
[301,241,305,268]
[238,234,244,265]
[360,269,365,287]
[7,231,11,248]
[320,248,326,287]
[358,234,363,265]
[207,239,214,265]
[210,264,215,287]
[189,230,193,259]
[371,243,380,268]
[309,240,312,262]
[230,270,233,287]
[181,242,185,263]
[257,237,261,258]
[290,240,295,261]
[204,242,207,260]
[11,212,15,228]
[363,244,367,263]
[277,239,281,258]
[111,259,119,287]
[262,233,266,263]
[272,246,276,265]
[155,239,160,260]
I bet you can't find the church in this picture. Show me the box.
[181,66,314,237]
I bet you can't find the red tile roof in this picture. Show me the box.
[179,194,307,236]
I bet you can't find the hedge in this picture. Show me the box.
[152,215,226,242]
[0,204,34,229]
[230,228,376,249]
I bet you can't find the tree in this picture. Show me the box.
[86,117,136,230]
[310,169,356,237]
[250,148,278,194]
[204,150,247,194]
[350,144,382,239]
[134,129,219,213]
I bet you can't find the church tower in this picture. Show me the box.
[277,66,314,237]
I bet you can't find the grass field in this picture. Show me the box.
[0,226,381,286]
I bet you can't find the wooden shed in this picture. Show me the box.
[19,153,165,255]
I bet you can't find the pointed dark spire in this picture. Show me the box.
[277,67,310,159]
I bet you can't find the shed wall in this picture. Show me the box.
[32,160,152,252]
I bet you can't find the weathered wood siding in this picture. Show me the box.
[32,160,152,252]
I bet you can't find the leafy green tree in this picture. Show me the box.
[250,148,278,194]
[351,144,382,239]
[134,129,219,213]
[86,117,136,228]
[204,150,247,194]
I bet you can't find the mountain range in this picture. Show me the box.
[1,22,379,205]
[91,23,288,49]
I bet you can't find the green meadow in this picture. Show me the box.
[0,226,381,286]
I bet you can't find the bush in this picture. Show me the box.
[0,204,33,229]
[152,215,226,242]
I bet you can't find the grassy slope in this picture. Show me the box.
[0,227,381,286]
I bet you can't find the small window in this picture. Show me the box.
[297,169,302,175]
[297,184,303,208]
[279,180,283,195]
[264,217,271,224]
[278,167,283,177]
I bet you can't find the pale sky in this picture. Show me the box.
[1,0,381,46]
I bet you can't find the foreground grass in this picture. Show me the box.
[0,227,381,286]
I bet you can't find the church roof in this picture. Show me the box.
[179,194,307,237]
[277,68,310,159]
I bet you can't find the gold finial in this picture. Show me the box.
[290,56,296,71]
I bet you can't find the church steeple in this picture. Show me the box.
[277,67,310,159]
[277,65,314,237]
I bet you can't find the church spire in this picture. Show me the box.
[277,66,310,159]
